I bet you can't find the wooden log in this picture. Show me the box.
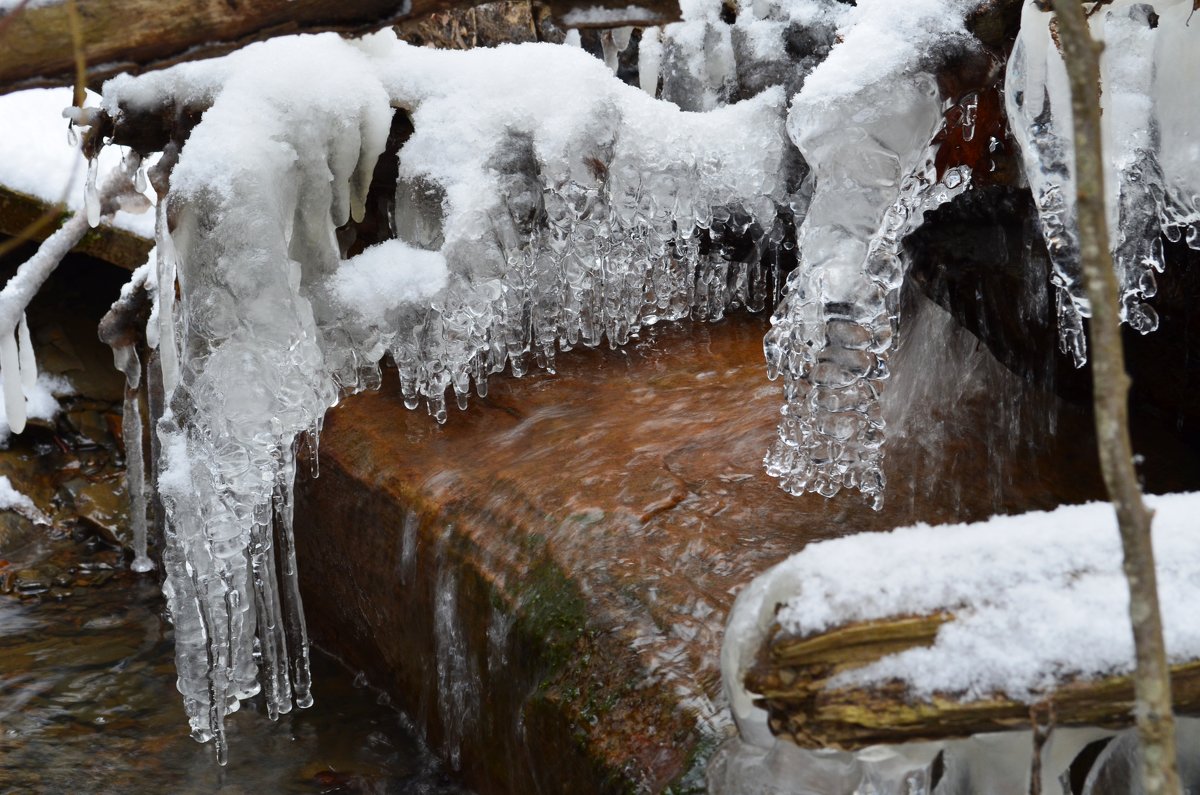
[0,0,681,95]
[0,185,151,270]
[746,614,1200,751]
[0,0,490,95]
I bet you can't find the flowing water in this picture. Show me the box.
[0,564,473,795]
[0,250,472,795]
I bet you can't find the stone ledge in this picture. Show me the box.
[292,311,1114,793]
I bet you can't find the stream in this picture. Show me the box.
[0,568,473,794]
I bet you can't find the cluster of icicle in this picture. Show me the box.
[1006,0,1200,366]
[371,97,798,422]
[92,27,802,758]
[663,0,983,507]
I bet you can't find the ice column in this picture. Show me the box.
[141,35,391,761]
[1005,2,1089,366]
[764,75,967,508]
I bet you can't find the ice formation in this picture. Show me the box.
[1005,0,1200,365]
[0,0,1186,764]
[95,30,800,756]
[0,87,157,237]
[709,719,1200,795]
[0,152,146,441]
[759,0,977,507]
[715,492,1200,795]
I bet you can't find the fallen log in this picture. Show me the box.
[0,0,681,95]
[0,185,151,270]
[746,613,1200,751]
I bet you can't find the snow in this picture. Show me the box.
[790,0,978,112]
[331,240,448,328]
[0,474,36,513]
[0,371,71,443]
[0,88,155,237]
[723,493,1200,737]
[559,5,664,25]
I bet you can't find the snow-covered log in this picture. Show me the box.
[718,493,1200,790]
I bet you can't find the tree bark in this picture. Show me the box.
[745,612,1200,750]
[0,0,681,95]
[1047,1,1181,793]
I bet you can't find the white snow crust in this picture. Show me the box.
[0,474,36,513]
[560,4,663,25]
[725,493,1200,722]
[331,240,449,327]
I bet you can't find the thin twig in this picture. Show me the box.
[1046,2,1180,794]
[65,0,86,108]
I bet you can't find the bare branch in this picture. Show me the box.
[1047,1,1181,793]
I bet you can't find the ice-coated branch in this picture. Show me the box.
[0,156,144,434]
[1048,1,1180,793]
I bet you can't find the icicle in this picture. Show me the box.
[154,200,181,394]
[613,26,633,52]
[1005,4,1089,367]
[601,30,620,73]
[639,28,662,95]
[1155,1,1200,249]
[275,444,313,709]
[16,312,36,391]
[111,345,154,573]
[1100,4,1163,335]
[85,156,101,228]
[1,331,25,435]
[304,418,320,479]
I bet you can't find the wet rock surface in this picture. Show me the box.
[293,304,1197,793]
